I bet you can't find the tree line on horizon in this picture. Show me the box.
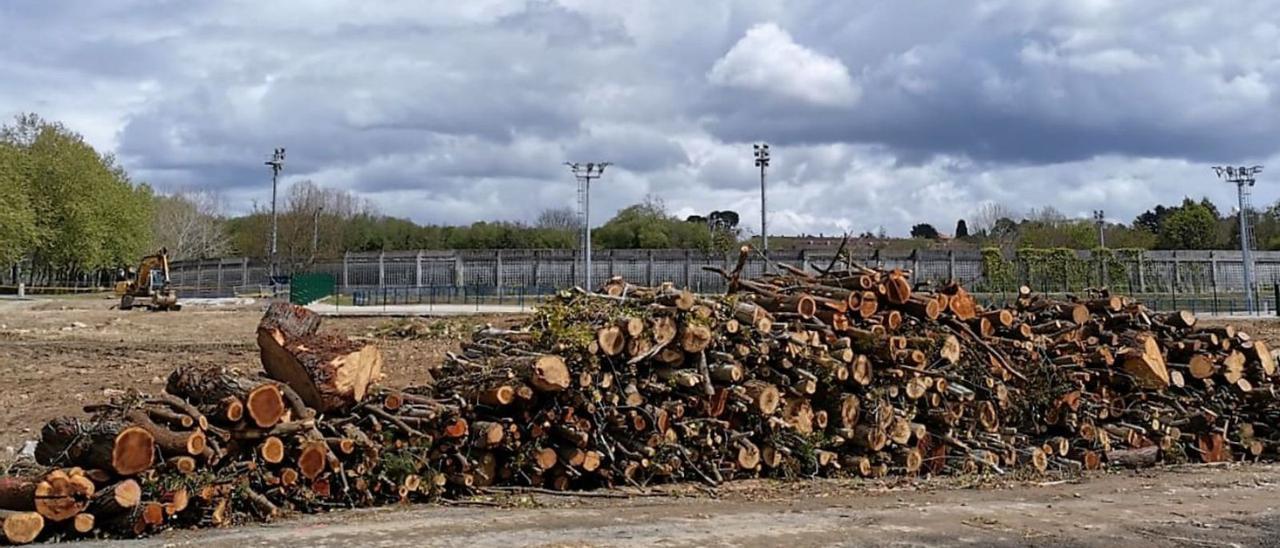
[3,113,1277,284]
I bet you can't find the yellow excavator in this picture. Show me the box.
[114,248,181,311]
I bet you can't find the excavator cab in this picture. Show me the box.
[116,248,181,311]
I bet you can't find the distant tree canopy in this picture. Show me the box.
[910,223,940,239]
[21,111,1280,289]
[1,113,153,279]
[595,200,714,250]
[1156,198,1220,250]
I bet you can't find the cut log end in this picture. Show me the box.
[246,384,287,428]
[298,442,328,480]
[260,437,286,464]
[0,511,44,545]
[113,427,156,477]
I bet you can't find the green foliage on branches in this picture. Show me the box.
[0,142,39,265]
[1157,198,1219,250]
[1,113,153,273]
[910,223,939,239]
[979,247,1143,293]
[593,201,713,251]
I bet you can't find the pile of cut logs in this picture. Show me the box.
[2,246,1278,543]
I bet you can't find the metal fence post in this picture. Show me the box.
[910,249,919,278]
[532,251,542,294]
[216,260,224,296]
[684,249,693,289]
[341,252,351,294]
[454,252,465,293]
[415,251,423,288]
[647,250,655,287]
[376,252,385,292]
[1137,251,1147,294]
[947,250,955,282]
[495,250,504,302]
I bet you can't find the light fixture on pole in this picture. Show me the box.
[753,143,770,255]
[1093,210,1105,248]
[1093,209,1107,287]
[1213,165,1263,313]
[566,162,610,291]
[265,147,286,282]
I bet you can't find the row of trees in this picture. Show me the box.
[220,191,737,270]
[11,112,1280,287]
[1,114,154,284]
[911,198,1275,251]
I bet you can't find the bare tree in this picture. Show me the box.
[151,191,231,260]
[1026,205,1067,226]
[535,207,580,231]
[971,201,1019,233]
[278,180,371,264]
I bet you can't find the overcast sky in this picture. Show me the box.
[3,0,1279,236]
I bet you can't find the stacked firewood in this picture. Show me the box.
[2,246,1279,542]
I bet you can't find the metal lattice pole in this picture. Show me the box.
[1214,165,1263,313]
[566,162,610,290]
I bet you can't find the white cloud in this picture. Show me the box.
[3,1,1280,237]
[707,22,860,107]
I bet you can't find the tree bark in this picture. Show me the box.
[36,418,155,476]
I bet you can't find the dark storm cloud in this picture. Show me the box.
[2,0,1279,235]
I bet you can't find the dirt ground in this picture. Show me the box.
[5,296,1280,546]
[96,465,1280,547]
[0,296,523,456]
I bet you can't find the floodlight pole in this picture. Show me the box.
[265,147,286,281]
[1093,210,1107,287]
[1093,210,1105,248]
[566,162,610,291]
[754,143,770,255]
[1214,165,1264,314]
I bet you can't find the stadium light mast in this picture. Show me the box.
[1093,210,1105,248]
[566,162,610,291]
[1213,165,1263,314]
[265,147,286,282]
[1093,210,1107,287]
[754,143,770,255]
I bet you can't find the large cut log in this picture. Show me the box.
[0,477,37,513]
[35,418,155,476]
[87,480,141,518]
[166,364,286,428]
[257,301,323,340]
[258,307,384,413]
[506,355,571,392]
[1119,334,1169,389]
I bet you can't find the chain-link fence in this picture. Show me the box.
[142,248,1280,315]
